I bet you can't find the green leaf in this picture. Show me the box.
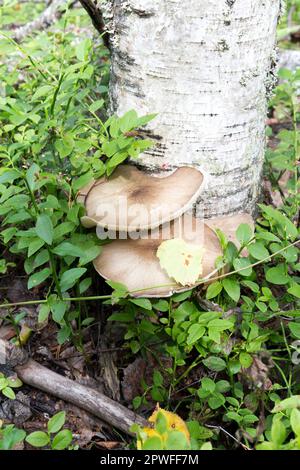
[259,205,298,240]
[208,393,225,410]
[79,245,102,265]
[272,396,300,412]
[203,356,227,372]
[25,163,40,191]
[290,408,300,437]
[0,169,20,185]
[239,352,253,368]
[201,377,215,393]
[233,257,252,277]
[119,109,138,133]
[28,268,51,289]
[53,222,75,239]
[135,113,157,127]
[225,411,242,424]
[26,431,50,448]
[165,431,190,450]
[51,429,73,450]
[155,410,168,434]
[157,238,205,286]
[207,318,233,331]
[27,238,45,257]
[222,278,240,302]
[266,264,290,285]
[53,242,84,258]
[106,151,128,173]
[242,280,260,293]
[79,277,92,294]
[50,300,68,324]
[2,386,15,399]
[289,322,300,339]
[201,442,213,450]
[288,284,300,299]
[187,324,205,345]
[89,99,104,113]
[256,231,281,243]
[48,411,66,434]
[75,38,91,61]
[32,85,53,100]
[59,268,87,291]
[33,249,49,270]
[38,304,50,324]
[206,281,223,299]
[106,280,128,293]
[129,298,152,311]
[55,135,74,158]
[271,417,286,448]
[153,300,169,312]
[248,242,269,261]
[236,224,253,246]
[72,171,94,193]
[142,436,163,451]
[57,325,72,344]
[215,380,231,393]
[0,426,26,450]
[35,214,53,245]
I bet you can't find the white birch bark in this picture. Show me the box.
[104,0,280,218]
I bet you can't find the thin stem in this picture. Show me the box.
[291,97,299,216]
[48,251,63,300]
[24,177,63,299]
[0,295,112,309]
[0,239,299,310]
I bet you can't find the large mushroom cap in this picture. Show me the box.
[93,216,222,297]
[79,165,205,232]
[205,213,254,248]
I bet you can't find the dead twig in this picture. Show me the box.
[78,0,110,49]
[0,339,147,435]
[206,424,251,451]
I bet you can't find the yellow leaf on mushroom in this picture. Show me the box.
[157,238,205,286]
[137,405,190,450]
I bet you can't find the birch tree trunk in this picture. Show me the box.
[85,0,281,218]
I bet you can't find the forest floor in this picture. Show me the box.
[0,1,299,451]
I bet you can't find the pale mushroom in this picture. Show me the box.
[93,216,222,297]
[79,165,205,232]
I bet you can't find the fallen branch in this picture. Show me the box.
[279,48,300,71]
[0,339,147,435]
[12,0,74,42]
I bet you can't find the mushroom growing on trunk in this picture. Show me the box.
[93,216,222,297]
[79,165,205,231]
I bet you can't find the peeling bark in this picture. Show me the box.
[106,0,280,218]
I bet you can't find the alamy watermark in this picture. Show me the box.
[93,198,205,241]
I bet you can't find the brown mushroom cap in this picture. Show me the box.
[79,165,205,232]
[205,213,254,248]
[93,216,222,297]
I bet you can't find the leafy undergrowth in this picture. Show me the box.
[0,1,299,451]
